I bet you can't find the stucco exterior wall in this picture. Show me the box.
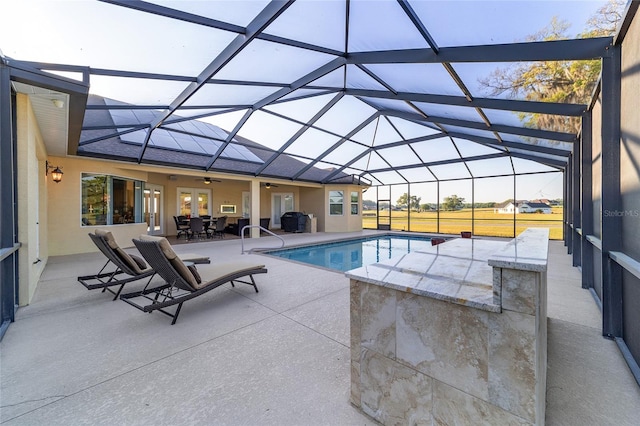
[46,159,317,254]
[16,94,47,305]
[324,185,363,233]
[348,188,363,231]
[47,157,149,255]
[259,188,272,221]
[299,187,325,231]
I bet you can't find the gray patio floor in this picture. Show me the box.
[1,232,639,425]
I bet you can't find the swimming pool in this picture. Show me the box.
[265,234,435,272]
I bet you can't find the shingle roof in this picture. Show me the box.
[523,202,551,208]
[79,95,353,183]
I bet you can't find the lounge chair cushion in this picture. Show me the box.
[177,253,211,265]
[187,265,202,284]
[138,234,178,260]
[94,229,148,274]
[129,254,148,270]
[95,228,118,249]
[196,261,266,290]
[114,248,148,274]
[138,235,199,289]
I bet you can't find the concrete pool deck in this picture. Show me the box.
[1,231,639,425]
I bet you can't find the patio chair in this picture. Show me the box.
[213,215,227,239]
[79,230,212,300]
[259,217,270,234]
[120,235,267,324]
[173,216,190,240]
[201,215,213,238]
[78,229,156,300]
[189,216,207,240]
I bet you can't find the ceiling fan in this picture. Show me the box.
[195,177,221,185]
[262,182,279,189]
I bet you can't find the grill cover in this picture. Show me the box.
[281,212,307,232]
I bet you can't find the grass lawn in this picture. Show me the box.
[363,207,563,240]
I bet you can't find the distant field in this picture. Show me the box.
[362,207,563,240]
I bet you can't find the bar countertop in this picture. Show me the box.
[345,228,549,312]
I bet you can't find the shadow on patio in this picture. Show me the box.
[1,233,639,425]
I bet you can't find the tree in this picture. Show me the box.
[478,0,625,133]
[396,193,422,210]
[420,203,433,212]
[362,199,376,210]
[442,194,465,211]
[410,196,421,211]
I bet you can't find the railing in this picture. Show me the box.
[240,225,285,254]
[0,243,21,262]
[583,233,640,387]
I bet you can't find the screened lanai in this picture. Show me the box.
[3,0,602,183]
[2,1,614,240]
[2,0,640,389]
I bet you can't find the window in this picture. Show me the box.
[351,191,359,215]
[242,191,250,218]
[81,174,143,226]
[329,190,344,215]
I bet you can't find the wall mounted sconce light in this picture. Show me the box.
[46,160,63,183]
[52,99,64,108]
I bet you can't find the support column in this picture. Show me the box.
[436,181,440,234]
[513,174,516,238]
[0,60,17,336]
[407,184,411,231]
[250,180,261,239]
[581,112,594,289]
[471,178,475,236]
[572,136,581,266]
[601,44,622,338]
[565,160,572,252]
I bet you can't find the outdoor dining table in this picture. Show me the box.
[182,217,217,224]
[180,217,218,239]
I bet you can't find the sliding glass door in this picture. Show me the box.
[271,193,294,229]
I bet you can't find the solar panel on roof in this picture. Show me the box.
[105,99,263,164]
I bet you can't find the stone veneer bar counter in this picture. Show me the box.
[346,228,549,425]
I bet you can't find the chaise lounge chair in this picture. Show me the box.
[120,235,267,324]
[78,230,212,300]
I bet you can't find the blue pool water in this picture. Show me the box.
[266,234,434,272]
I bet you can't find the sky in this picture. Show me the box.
[0,0,612,203]
[363,170,563,204]
[0,1,609,64]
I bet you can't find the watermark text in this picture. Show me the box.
[603,209,640,217]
